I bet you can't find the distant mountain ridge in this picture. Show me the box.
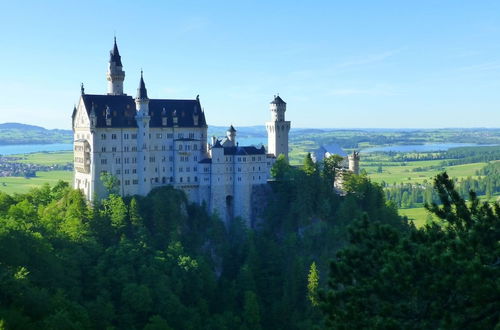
[0,122,72,145]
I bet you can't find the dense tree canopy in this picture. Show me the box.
[1,154,495,329]
[320,172,500,329]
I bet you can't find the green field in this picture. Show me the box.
[363,159,486,185]
[0,170,72,195]
[399,207,436,228]
[6,151,73,165]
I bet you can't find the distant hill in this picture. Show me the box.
[0,123,72,145]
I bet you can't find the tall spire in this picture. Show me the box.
[106,37,125,95]
[110,36,122,67]
[136,70,148,99]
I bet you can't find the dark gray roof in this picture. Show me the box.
[81,94,207,128]
[110,37,123,67]
[212,139,223,148]
[136,72,148,99]
[223,145,266,156]
[270,95,286,105]
[199,158,212,164]
[313,144,347,162]
[228,125,236,132]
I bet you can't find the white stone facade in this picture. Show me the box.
[72,40,289,225]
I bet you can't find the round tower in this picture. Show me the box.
[106,37,125,95]
[226,125,237,144]
[135,71,151,195]
[265,95,291,160]
[348,151,360,175]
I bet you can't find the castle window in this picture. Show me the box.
[258,157,261,161]
[124,146,129,152]
[125,180,130,185]
[115,158,121,164]
[155,177,159,183]
[132,146,137,152]
[124,158,129,164]
[132,157,137,164]
[131,134,137,139]
[133,179,138,184]
[167,133,173,138]
[186,145,190,151]
[179,145,183,150]
[186,167,190,172]
[178,133,184,138]
[170,177,173,182]
[180,177,183,183]
[252,157,255,161]
[238,167,241,172]
[116,169,121,175]
[111,134,117,140]
[162,145,166,151]
[112,147,117,152]
[194,176,198,182]
[238,157,241,162]
[204,167,209,173]
[132,169,137,174]
[124,133,129,139]
[187,177,190,182]
[157,133,162,138]
[101,147,106,152]
[101,159,107,165]
[179,167,183,172]
[125,169,130,174]
[154,145,158,151]
[243,157,246,162]
[101,134,106,140]
[193,167,197,172]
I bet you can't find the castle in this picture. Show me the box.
[72,39,290,224]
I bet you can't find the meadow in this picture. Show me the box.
[0,170,72,195]
[8,151,73,165]
[0,151,73,194]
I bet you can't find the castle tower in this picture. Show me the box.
[265,95,291,159]
[135,71,151,195]
[106,37,125,95]
[348,151,360,175]
[226,125,236,146]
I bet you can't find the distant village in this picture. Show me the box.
[0,156,72,178]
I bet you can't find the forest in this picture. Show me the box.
[0,154,498,329]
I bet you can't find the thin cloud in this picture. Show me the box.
[458,61,500,72]
[337,48,404,68]
[329,84,399,96]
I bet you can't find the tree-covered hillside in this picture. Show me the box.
[0,156,497,329]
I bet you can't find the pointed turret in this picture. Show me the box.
[110,37,123,67]
[106,37,125,95]
[136,70,148,100]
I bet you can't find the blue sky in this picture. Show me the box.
[0,1,499,129]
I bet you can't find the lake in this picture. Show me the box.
[0,138,267,156]
[361,143,495,153]
[0,143,73,155]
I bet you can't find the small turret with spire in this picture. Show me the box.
[106,37,125,95]
[135,70,149,116]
